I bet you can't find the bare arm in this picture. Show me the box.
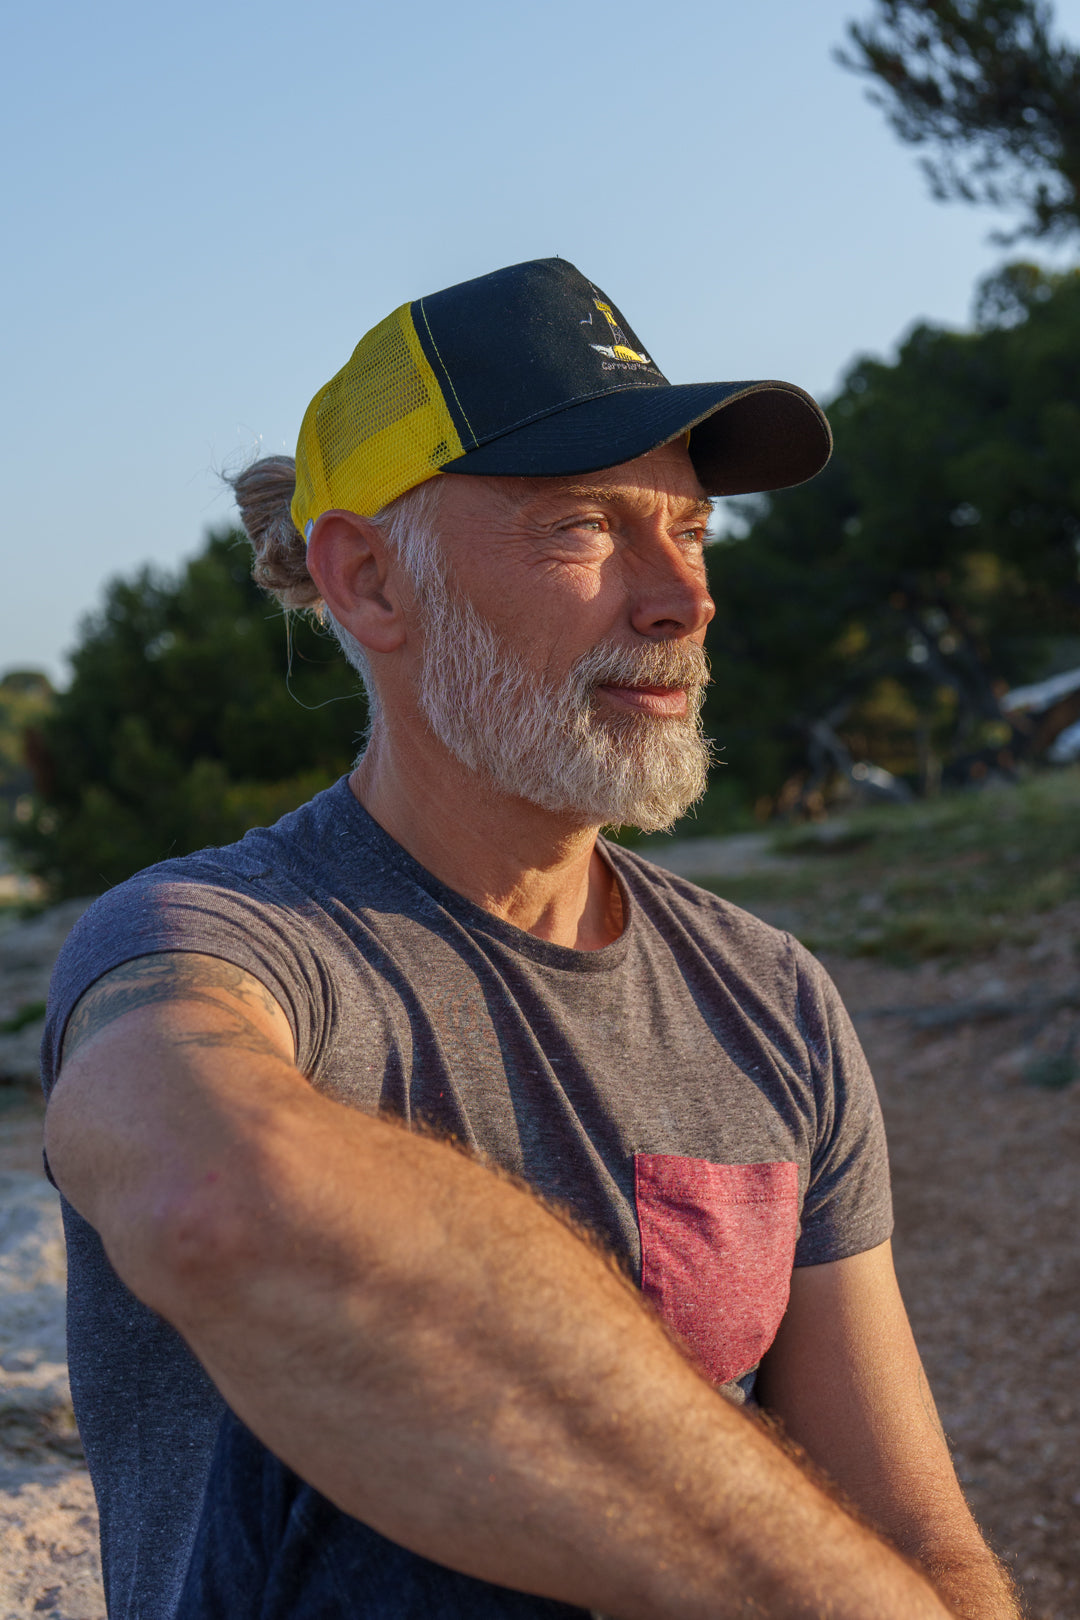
[47,952,957,1620]
[757,1246,1022,1619]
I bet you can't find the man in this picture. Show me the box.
[43,259,1018,1619]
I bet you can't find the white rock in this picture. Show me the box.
[0,1174,77,1461]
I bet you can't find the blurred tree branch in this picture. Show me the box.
[704,262,1080,809]
[838,1,1080,240]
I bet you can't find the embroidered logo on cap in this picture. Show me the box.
[583,296,651,365]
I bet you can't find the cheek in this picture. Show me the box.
[482,555,611,613]
[448,547,630,679]
[527,574,628,676]
[531,554,632,636]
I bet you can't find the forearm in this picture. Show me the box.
[52,1033,954,1620]
[757,1252,1023,1620]
[917,1549,1022,1620]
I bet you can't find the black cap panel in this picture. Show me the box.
[413,258,668,451]
[440,379,832,496]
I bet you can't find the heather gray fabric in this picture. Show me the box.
[43,778,892,1620]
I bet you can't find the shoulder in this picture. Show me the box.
[604,840,801,966]
[606,840,855,1038]
[43,778,363,1093]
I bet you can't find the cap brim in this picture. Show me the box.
[440,380,832,496]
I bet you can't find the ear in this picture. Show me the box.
[305,510,407,655]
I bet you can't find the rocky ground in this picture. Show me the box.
[0,1158,102,1619]
[830,933,1080,1619]
[0,878,1075,1619]
[0,901,103,1619]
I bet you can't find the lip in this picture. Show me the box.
[597,683,690,718]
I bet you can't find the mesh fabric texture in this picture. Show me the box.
[292,304,463,535]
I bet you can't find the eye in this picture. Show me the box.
[559,514,611,538]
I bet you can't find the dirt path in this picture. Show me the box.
[0,901,1075,1617]
[825,918,1080,1620]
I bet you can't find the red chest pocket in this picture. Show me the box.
[634,1155,799,1387]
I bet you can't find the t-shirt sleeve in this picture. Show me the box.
[788,938,893,1266]
[42,857,335,1099]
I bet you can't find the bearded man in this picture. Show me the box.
[43,259,1018,1620]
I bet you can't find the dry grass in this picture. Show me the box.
[698,767,1080,967]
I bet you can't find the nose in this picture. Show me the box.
[628,536,716,641]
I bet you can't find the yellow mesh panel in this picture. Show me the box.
[292,304,464,534]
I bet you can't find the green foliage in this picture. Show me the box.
[703,262,1080,809]
[0,670,54,813]
[0,1000,48,1035]
[839,0,1080,240]
[701,765,1080,961]
[1022,1047,1078,1086]
[12,530,366,896]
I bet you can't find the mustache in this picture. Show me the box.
[568,639,710,696]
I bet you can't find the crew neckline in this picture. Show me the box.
[330,778,635,973]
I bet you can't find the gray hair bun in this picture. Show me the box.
[228,456,322,610]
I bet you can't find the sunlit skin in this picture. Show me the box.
[305,440,715,950]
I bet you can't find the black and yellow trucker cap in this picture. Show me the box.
[291,258,832,539]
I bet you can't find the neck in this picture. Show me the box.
[351,725,624,951]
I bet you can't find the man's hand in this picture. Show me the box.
[47,952,959,1620]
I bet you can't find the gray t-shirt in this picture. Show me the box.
[43,778,892,1620]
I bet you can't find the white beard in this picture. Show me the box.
[414,580,712,834]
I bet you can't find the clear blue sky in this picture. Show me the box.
[4,0,1079,684]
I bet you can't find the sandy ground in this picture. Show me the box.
[0,1150,103,1620]
[825,911,1080,1620]
[0,893,1075,1617]
[0,1467,101,1620]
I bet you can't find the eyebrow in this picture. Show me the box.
[539,486,713,521]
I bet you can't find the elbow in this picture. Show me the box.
[108,1160,269,1324]
[85,1120,297,1329]
[44,1082,262,1301]
[45,1059,319,1326]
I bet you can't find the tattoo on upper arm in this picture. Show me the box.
[173,1020,285,1059]
[61,955,290,1066]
